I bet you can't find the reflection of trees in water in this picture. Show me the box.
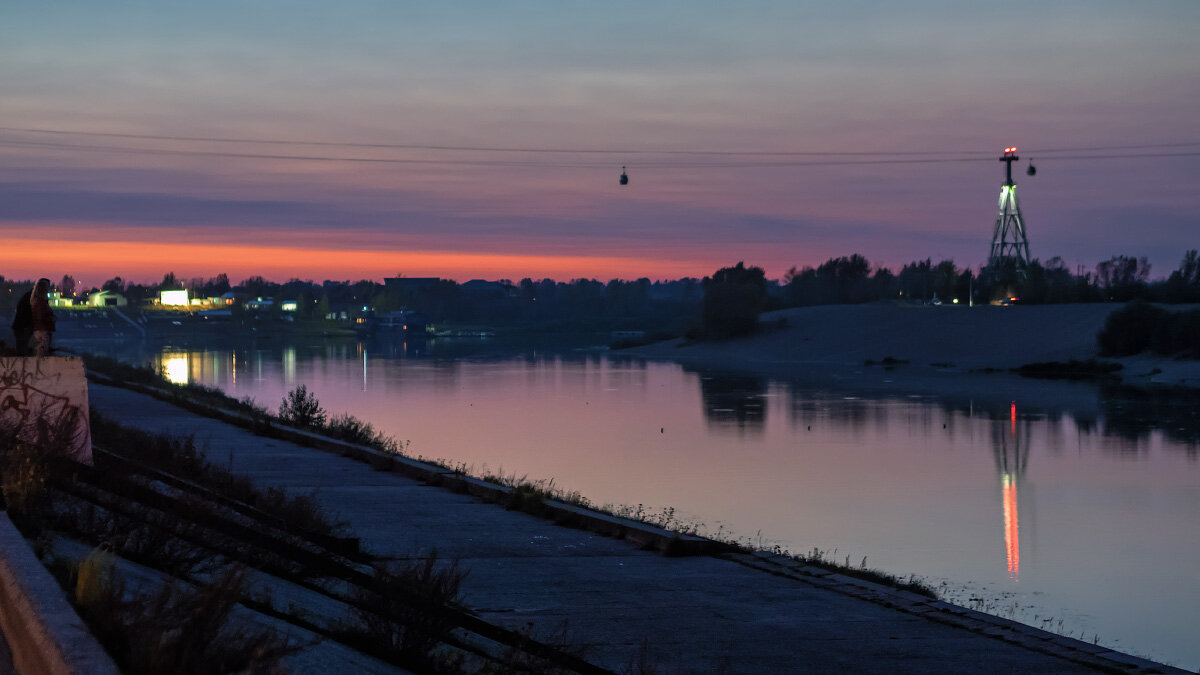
[373,339,428,360]
[1097,386,1200,455]
[787,394,891,435]
[899,402,944,437]
[695,371,768,431]
[787,381,1197,460]
[1071,413,1099,437]
[785,379,1198,465]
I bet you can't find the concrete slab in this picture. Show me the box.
[0,356,92,464]
[84,382,1137,673]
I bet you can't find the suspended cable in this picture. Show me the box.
[0,139,612,168]
[1006,151,1200,161]
[0,126,996,156]
[1019,141,1200,154]
[2,137,1198,169]
[0,126,1004,156]
[8,125,1197,158]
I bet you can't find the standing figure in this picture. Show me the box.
[29,278,56,357]
[10,288,33,355]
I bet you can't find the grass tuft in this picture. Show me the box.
[340,551,466,670]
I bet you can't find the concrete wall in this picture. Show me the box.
[0,357,92,465]
[0,513,118,675]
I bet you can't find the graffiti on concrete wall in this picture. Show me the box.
[0,356,93,465]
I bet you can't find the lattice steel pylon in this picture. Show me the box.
[988,147,1031,280]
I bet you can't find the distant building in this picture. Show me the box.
[48,292,77,308]
[87,290,128,307]
[159,289,189,306]
[245,297,274,311]
[378,309,431,335]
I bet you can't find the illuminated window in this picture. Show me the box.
[160,290,189,306]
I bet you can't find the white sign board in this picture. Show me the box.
[0,356,93,465]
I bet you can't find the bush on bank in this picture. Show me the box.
[1098,301,1200,357]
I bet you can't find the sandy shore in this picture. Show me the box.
[626,303,1200,389]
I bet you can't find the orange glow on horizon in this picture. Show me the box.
[0,236,712,283]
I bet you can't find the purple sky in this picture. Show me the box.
[2,1,1198,283]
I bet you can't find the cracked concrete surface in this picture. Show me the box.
[86,382,1125,673]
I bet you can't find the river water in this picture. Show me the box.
[85,335,1199,669]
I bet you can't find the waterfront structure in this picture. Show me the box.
[987,147,1032,282]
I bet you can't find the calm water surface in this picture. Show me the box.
[92,337,1199,669]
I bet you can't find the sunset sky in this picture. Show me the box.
[2,2,1198,285]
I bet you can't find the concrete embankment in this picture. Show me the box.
[75,378,1190,674]
[0,513,118,675]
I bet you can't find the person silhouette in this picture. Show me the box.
[29,278,56,357]
[10,287,34,356]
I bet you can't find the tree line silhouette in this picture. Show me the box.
[3,251,1199,334]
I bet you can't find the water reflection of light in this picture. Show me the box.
[996,401,1025,582]
[283,346,296,386]
[162,354,189,385]
[1001,472,1020,581]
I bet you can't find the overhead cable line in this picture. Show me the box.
[4,125,1199,158]
[0,138,1002,166]
[1017,141,1200,153]
[0,126,988,156]
[2,137,1198,169]
[0,139,609,167]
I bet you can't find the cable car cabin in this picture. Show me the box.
[619,167,629,185]
[1026,161,1037,176]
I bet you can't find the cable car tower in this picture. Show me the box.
[987,147,1032,281]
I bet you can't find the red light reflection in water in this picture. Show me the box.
[1003,400,1020,581]
[1002,473,1020,581]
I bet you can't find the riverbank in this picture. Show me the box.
[67,375,1187,673]
[627,303,1200,388]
